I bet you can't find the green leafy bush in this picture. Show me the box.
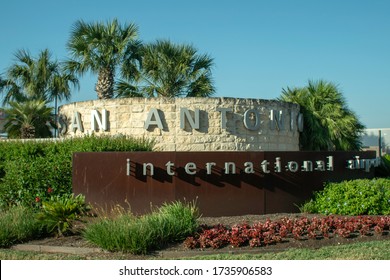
[83,201,199,254]
[36,194,91,237]
[375,154,390,177]
[300,178,390,215]
[0,135,153,209]
[0,205,42,247]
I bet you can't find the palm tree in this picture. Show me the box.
[280,80,365,151]
[4,100,55,139]
[65,18,141,99]
[0,49,79,137]
[117,40,215,98]
[0,49,78,104]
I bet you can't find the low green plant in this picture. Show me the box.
[36,194,91,236]
[0,135,153,209]
[83,201,199,254]
[300,178,390,215]
[375,154,390,177]
[0,205,42,247]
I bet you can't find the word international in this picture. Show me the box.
[126,156,336,177]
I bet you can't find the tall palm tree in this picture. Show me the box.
[0,49,79,137]
[4,100,55,139]
[65,18,141,99]
[280,80,365,151]
[117,40,215,98]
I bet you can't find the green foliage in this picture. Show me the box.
[36,194,90,236]
[0,135,153,208]
[83,201,199,254]
[117,40,215,98]
[375,154,390,177]
[280,80,365,151]
[300,178,390,215]
[0,205,42,247]
[4,100,55,139]
[66,18,140,99]
[0,49,78,106]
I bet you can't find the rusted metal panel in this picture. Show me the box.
[73,151,376,216]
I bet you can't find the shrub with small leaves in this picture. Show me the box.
[300,178,390,215]
[0,135,153,209]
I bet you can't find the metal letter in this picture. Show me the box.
[165,161,175,176]
[270,110,283,131]
[216,108,232,129]
[72,111,83,132]
[224,162,236,174]
[206,162,216,175]
[91,109,108,131]
[243,109,261,131]
[287,161,299,172]
[143,163,154,176]
[274,157,282,173]
[302,161,313,172]
[180,108,200,130]
[297,113,304,132]
[327,156,334,171]
[185,162,197,175]
[290,110,296,131]
[126,159,131,176]
[315,160,325,171]
[144,108,164,130]
[244,162,255,174]
[261,160,271,173]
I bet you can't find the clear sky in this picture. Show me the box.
[1,0,389,128]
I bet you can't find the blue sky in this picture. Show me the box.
[1,0,389,128]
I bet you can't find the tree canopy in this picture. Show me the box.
[280,80,365,151]
[117,40,215,98]
[65,19,141,99]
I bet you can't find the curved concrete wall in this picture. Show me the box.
[58,97,301,151]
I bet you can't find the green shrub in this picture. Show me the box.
[83,201,199,254]
[0,135,153,209]
[0,205,42,247]
[375,154,390,177]
[36,194,91,237]
[300,178,390,215]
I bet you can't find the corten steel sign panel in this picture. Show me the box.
[72,151,376,216]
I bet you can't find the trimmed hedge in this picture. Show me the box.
[0,135,153,209]
[300,178,390,215]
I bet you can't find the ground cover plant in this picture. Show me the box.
[184,215,390,250]
[0,135,153,209]
[83,201,199,254]
[300,178,390,215]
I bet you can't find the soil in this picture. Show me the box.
[20,213,390,259]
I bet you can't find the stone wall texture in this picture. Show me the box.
[58,97,301,151]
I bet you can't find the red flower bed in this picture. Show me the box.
[184,216,390,249]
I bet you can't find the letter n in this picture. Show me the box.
[91,109,108,131]
[180,108,200,130]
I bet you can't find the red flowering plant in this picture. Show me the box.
[184,216,390,250]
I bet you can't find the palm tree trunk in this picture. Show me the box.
[95,66,114,99]
[21,124,35,139]
[54,95,58,138]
